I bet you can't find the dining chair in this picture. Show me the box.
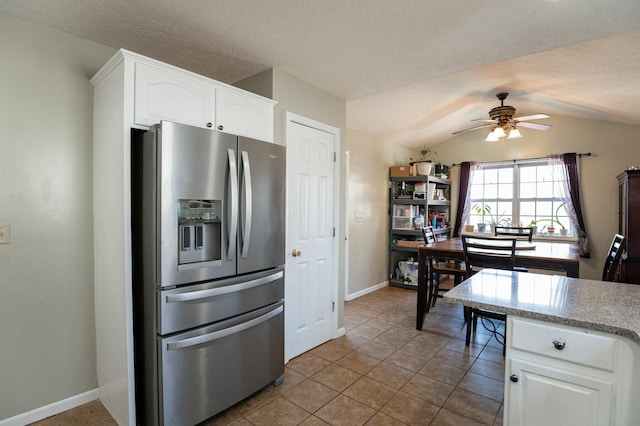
[421,227,467,312]
[603,234,626,282]
[494,226,534,242]
[462,234,518,354]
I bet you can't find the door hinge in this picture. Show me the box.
[332,301,335,312]
[333,227,336,237]
[333,152,337,162]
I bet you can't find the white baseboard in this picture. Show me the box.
[334,326,346,339]
[0,389,98,426]
[345,280,388,301]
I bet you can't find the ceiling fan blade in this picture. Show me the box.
[513,113,549,121]
[452,123,493,135]
[517,121,553,131]
[471,119,496,123]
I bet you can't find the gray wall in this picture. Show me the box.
[0,11,114,420]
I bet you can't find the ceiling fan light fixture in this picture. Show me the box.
[507,127,522,139]
[485,130,500,142]
[493,126,506,138]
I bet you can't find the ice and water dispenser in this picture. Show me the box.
[177,199,222,265]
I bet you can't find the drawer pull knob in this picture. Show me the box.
[206,122,213,128]
[552,339,566,350]
[510,374,519,383]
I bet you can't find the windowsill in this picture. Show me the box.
[461,230,578,243]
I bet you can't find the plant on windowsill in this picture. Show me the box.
[472,204,509,233]
[410,147,438,176]
[530,203,567,235]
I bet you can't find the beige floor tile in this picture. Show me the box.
[243,396,310,426]
[401,373,455,406]
[373,330,413,347]
[430,347,476,370]
[315,394,377,426]
[430,407,487,425]
[282,378,339,413]
[343,376,397,410]
[287,352,332,377]
[469,358,505,382]
[349,324,387,340]
[443,388,502,425]
[331,333,371,350]
[364,411,408,425]
[299,415,331,425]
[380,390,440,425]
[355,340,397,361]
[312,363,362,392]
[311,340,355,362]
[418,359,468,386]
[335,350,381,375]
[458,372,504,402]
[366,362,415,389]
[384,349,431,372]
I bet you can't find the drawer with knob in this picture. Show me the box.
[510,317,617,371]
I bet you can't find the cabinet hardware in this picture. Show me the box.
[218,125,224,131]
[510,374,519,383]
[206,122,212,128]
[552,339,566,350]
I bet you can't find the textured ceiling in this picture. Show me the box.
[2,0,639,148]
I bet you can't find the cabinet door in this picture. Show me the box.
[215,88,274,142]
[507,357,613,426]
[134,62,215,129]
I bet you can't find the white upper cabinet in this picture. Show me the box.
[134,62,215,129]
[215,88,274,142]
[133,58,275,141]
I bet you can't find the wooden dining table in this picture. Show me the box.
[416,237,581,329]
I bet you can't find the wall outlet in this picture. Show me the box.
[0,224,10,244]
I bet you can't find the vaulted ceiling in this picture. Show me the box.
[2,0,639,148]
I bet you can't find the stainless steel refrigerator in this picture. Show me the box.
[131,121,285,426]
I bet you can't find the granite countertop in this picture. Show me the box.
[443,269,640,343]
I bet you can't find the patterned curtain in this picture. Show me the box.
[548,153,590,257]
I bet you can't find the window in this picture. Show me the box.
[468,161,571,236]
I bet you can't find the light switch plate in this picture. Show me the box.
[0,224,10,244]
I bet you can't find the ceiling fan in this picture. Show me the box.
[453,92,552,141]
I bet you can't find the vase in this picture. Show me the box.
[417,162,433,176]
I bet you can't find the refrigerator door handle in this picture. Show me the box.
[227,148,238,260]
[165,270,283,303]
[240,150,253,258]
[166,305,283,350]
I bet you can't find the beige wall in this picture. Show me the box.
[435,115,640,280]
[0,12,115,420]
[345,129,417,296]
[237,69,349,325]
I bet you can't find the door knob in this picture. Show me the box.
[291,249,302,257]
[510,374,519,383]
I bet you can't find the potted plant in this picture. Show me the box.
[473,204,509,233]
[532,203,567,235]
[410,146,437,176]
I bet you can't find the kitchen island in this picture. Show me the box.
[443,269,640,426]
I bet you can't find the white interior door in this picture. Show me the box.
[285,113,339,361]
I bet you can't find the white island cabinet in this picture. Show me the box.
[442,269,640,426]
[90,49,276,425]
[505,317,638,425]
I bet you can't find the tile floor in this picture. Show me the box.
[31,284,505,425]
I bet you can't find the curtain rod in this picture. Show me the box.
[451,152,592,167]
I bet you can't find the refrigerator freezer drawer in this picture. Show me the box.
[159,302,284,426]
[158,268,284,335]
